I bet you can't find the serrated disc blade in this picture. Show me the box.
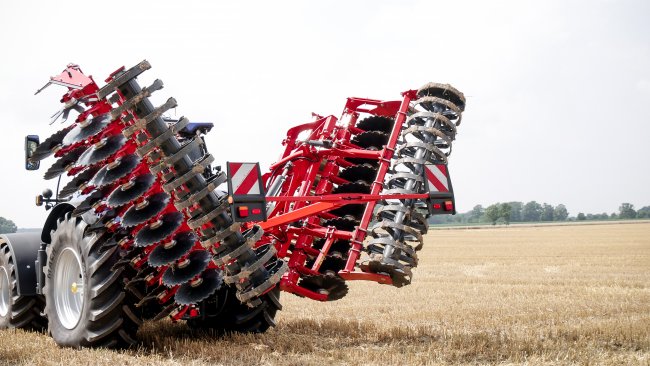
[161,250,211,287]
[77,134,126,166]
[351,131,389,150]
[175,269,223,305]
[91,154,141,188]
[299,274,348,301]
[106,174,155,207]
[72,186,112,217]
[330,204,365,221]
[338,164,377,184]
[43,146,86,180]
[59,166,102,198]
[30,125,74,161]
[332,181,371,194]
[62,114,111,145]
[122,192,170,227]
[134,211,183,247]
[148,231,197,267]
[355,116,394,134]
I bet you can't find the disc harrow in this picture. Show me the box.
[31,60,465,345]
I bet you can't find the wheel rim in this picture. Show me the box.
[54,247,84,329]
[0,267,10,317]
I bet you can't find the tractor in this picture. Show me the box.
[0,61,465,348]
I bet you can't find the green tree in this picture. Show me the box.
[522,201,543,222]
[500,203,512,224]
[637,206,650,219]
[618,203,637,219]
[484,204,501,225]
[553,204,569,221]
[0,217,17,234]
[470,205,485,223]
[577,212,586,221]
[507,201,523,222]
[541,203,554,221]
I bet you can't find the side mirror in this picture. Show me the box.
[25,135,40,171]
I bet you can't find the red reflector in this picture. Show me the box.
[433,203,441,209]
[238,206,249,217]
[444,201,453,211]
[252,208,262,215]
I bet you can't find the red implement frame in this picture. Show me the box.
[256,90,419,300]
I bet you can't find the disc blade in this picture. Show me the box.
[299,274,348,301]
[329,204,365,221]
[134,211,183,247]
[338,164,377,184]
[30,125,74,161]
[161,250,211,287]
[106,174,155,207]
[332,181,370,194]
[122,192,170,227]
[59,166,101,198]
[62,114,111,145]
[351,131,389,150]
[355,116,395,134]
[148,231,197,267]
[91,154,141,188]
[72,186,113,217]
[77,134,127,166]
[43,146,86,180]
[175,269,223,305]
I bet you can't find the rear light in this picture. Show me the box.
[252,208,262,215]
[444,200,453,211]
[238,206,249,217]
[433,203,441,209]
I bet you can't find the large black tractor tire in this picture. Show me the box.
[187,286,281,334]
[42,214,140,348]
[0,242,46,330]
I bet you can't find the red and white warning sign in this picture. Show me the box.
[228,162,262,195]
[424,164,450,193]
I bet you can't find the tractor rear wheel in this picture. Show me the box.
[0,240,45,330]
[43,214,140,348]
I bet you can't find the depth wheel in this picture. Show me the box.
[0,240,45,330]
[43,214,140,348]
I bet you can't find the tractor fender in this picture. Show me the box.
[0,232,42,296]
[40,203,75,244]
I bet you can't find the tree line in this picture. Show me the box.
[428,202,650,225]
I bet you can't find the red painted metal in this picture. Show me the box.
[257,91,421,301]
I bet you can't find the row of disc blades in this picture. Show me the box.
[294,115,397,301]
[35,89,224,310]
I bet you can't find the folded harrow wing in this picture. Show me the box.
[2,60,465,348]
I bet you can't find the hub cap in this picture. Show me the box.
[54,248,84,329]
[0,267,9,317]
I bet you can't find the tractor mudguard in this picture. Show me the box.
[0,232,42,296]
[40,203,74,243]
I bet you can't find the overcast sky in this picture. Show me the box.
[0,0,648,228]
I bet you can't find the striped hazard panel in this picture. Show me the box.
[424,164,451,193]
[227,162,266,223]
[229,162,262,195]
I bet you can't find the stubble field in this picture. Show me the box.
[1,222,649,365]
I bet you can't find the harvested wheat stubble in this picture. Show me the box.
[1,223,649,365]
